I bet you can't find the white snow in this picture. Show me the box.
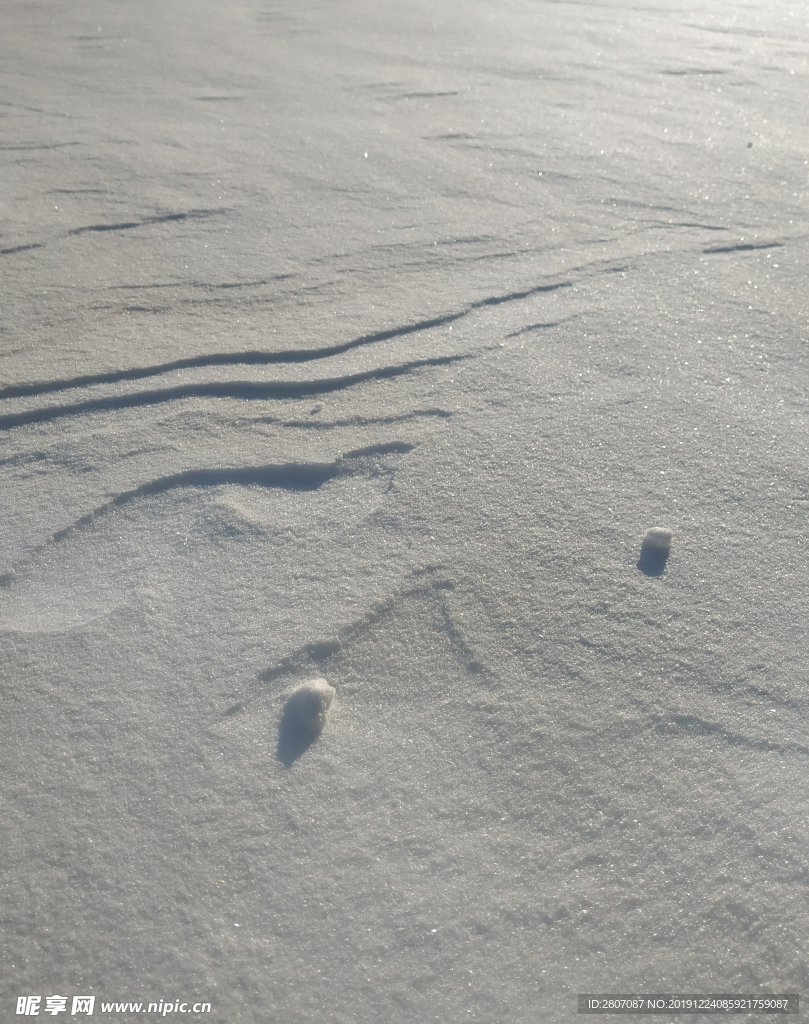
[1,0,808,1020]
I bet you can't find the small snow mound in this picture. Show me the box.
[638,527,673,577]
[283,678,335,736]
[277,678,336,766]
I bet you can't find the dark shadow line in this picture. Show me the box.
[341,440,415,460]
[0,357,467,431]
[692,24,766,37]
[0,242,44,255]
[258,579,442,685]
[247,408,451,429]
[505,321,561,338]
[68,209,222,235]
[472,281,571,307]
[395,91,460,100]
[426,132,477,141]
[33,441,411,551]
[116,275,293,291]
[1,209,227,257]
[653,713,809,758]
[0,101,47,113]
[0,278,569,400]
[97,462,340,514]
[0,142,82,151]
[0,451,49,469]
[703,242,783,254]
[0,315,467,399]
[659,222,728,231]
[69,221,141,234]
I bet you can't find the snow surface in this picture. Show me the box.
[2,0,808,1020]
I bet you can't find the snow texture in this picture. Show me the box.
[1,0,808,1021]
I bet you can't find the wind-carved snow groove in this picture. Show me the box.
[505,321,562,339]
[648,221,728,232]
[67,210,223,235]
[661,68,724,76]
[0,142,82,151]
[473,281,571,307]
[0,280,570,401]
[703,241,783,255]
[0,242,44,256]
[224,567,493,719]
[652,712,809,759]
[3,442,414,582]
[248,408,451,430]
[426,132,477,141]
[393,90,460,100]
[114,275,293,292]
[0,208,227,257]
[0,357,467,431]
